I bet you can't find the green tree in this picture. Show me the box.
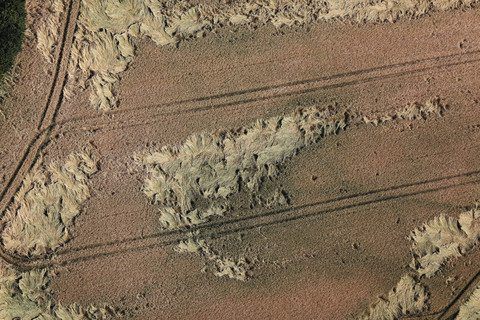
[0,0,26,79]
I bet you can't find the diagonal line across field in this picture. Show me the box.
[52,48,480,135]
[10,168,480,270]
[435,268,480,319]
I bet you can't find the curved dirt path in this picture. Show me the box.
[0,0,80,270]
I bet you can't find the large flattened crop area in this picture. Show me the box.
[3,0,480,319]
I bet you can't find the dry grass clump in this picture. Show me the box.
[0,263,113,320]
[176,235,250,281]
[0,146,112,319]
[32,0,66,64]
[263,188,289,208]
[0,268,51,319]
[361,202,480,318]
[141,98,444,231]
[322,0,478,23]
[65,26,136,107]
[362,97,445,126]
[360,275,427,320]
[410,207,480,278]
[1,148,97,256]
[66,0,209,109]
[211,255,250,281]
[457,285,480,320]
[66,0,473,110]
[54,303,113,320]
[141,105,348,229]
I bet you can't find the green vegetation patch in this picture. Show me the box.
[0,0,26,80]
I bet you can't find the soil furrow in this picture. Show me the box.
[9,167,480,270]
[52,50,480,135]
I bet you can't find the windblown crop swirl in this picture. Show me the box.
[2,148,97,256]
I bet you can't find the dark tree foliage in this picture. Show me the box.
[0,0,26,79]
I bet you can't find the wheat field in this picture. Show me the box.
[136,98,446,283]
[35,0,67,64]
[360,275,427,320]
[9,0,480,317]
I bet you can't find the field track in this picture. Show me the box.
[0,0,80,268]
[51,49,480,135]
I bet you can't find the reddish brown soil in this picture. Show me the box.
[4,3,480,320]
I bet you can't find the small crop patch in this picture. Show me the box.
[141,104,348,230]
[362,201,480,318]
[176,234,251,281]
[458,284,480,320]
[35,0,67,64]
